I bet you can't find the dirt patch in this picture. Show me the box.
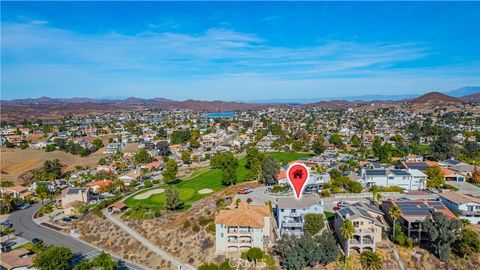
[197,188,213,194]
[0,148,106,184]
[69,213,175,270]
[134,188,165,200]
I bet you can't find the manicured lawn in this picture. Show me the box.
[124,151,313,211]
[124,188,196,211]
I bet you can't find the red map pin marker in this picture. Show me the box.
[287,163,309,199]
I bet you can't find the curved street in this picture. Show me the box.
[8,203,144,270]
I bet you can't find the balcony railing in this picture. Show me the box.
[355,228,375,235]
[459,210,480,216]
[283,222,303,227]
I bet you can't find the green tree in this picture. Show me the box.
[303,213,325,235]
[92,138,104,149]
[453,227,480,259]
[425,166,445,188]
[43,159,62,178]
[171,130,191,144]
[312,136,326,155]
[165,188,183,210]
[246,146,264,180]
[98,158,106,165]
[134,148,151,164]
[292,140,302,151]
[261,155,280,185]
[162,159,178,182]
[33,246,74,270]
[35,184,49,205]
[45,144,56,152]
[423,212,462,262]
[329,133,344,149]
[351,135,361,147]
[181,150,191,164]
[91,251,117,270]
[220,152,238,186]
[360,250,382,270]
[244,247,264,265]
[341,219,355,268]
[388,205,401,241]
[430,132,456,161]
[372,189,383,204]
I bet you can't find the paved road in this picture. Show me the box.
[8,203,145,270]
[102,209,194,270]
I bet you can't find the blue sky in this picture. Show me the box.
[1,1,479,101]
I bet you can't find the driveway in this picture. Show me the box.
[447,181,480,196]
[8,203,144,270]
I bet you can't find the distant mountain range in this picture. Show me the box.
[1,86,478,120]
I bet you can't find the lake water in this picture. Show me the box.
[204,112,237,118]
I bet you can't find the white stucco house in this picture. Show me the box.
[275,195,324,236]
[214,201,271,254]
[439,192,480,224]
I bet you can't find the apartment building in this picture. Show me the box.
[334,202,386,256]
[439,192,480,224]
[360,169,427,190]
[275,195,324,236]
[214,201,271,254]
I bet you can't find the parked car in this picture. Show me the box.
[68,215,78,220]
[62,217,72,223]
[237,187,253,194]
[334,201,349,210]
[19,203,31,210]
[32,238,43,244]
[0,221,12,229]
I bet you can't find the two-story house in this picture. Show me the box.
[439,192,480,224]
[382,199,456,242]
[214,201,271,254]
[275,195,324,236]
[360,169,427,190]
[334,202,386,256]
[61,187,91,215]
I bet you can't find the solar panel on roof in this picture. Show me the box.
[396,202,430,215]
[391,170,410,176]
[366,170,386,176]
[339,208,354,218]
[428,201,442,205]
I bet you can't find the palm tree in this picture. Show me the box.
[389,205,401,242]
[372,189,383,205]
[360,250,382,270]
[2,194,13,213]
[341,219,355,269]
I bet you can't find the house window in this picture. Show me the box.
[281,209,284,212]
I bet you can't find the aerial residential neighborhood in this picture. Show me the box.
[1,1,480,270]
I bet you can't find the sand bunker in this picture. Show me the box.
[134,188,165,200]
[197,188,213,194]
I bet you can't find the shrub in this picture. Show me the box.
[192,224,200,233]
[183,220,191,229]
[205,223,216,234]
[199,216,214,226]
[321,189,331,197]
[152,180,160,184]
[143,180,153,188]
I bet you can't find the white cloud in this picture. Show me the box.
[1,22,478,99]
